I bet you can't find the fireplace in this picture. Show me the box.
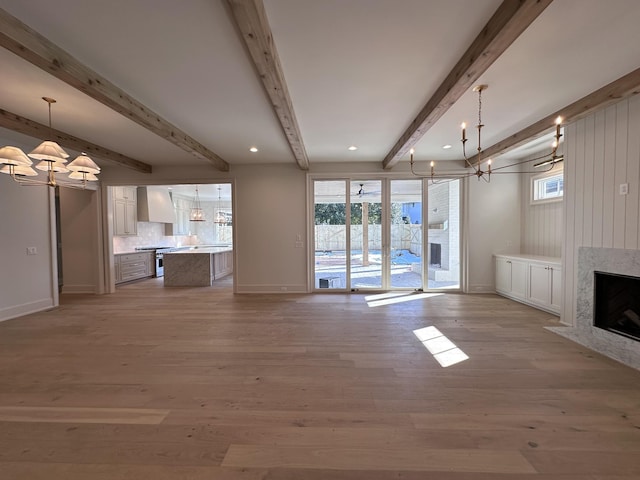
[594,271,640,342]
[430,243,441,267]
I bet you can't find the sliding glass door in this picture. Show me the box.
[312,178,460,291]
[426,179,460,289]
[350,180,382,289]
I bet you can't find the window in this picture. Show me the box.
[532,170,564,203]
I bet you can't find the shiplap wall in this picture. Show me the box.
[521,166,563,257]
[561,95,640,325]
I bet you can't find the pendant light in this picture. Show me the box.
[214,186,227,224]
[189,185,206,222]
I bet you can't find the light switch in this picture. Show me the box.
[26,246,37,255]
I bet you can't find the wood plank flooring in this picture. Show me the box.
[0,277,639,479]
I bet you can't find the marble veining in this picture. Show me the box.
[547,247,640,370]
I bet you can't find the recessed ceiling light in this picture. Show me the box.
[249,147,258,153]
[442,144,452,149]
[348,145,358,151]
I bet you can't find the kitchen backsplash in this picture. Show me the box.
[113,222,199,253]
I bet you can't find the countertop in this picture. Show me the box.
[115,245,233,255]
[164,246,233,255]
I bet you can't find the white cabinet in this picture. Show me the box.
[114,252,154,284]
[494,254,561,315]
[113,186,138,236]
[213,250,233,279]
[495,256,527,300]
[164,195,191,236]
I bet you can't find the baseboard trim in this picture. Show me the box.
[0,298,55,323]
[62,284,97,294]
[236,284,308,294]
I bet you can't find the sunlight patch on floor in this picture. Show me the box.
[365,292,443,308]
[413,325,469,367]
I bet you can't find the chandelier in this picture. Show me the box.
[0,97,101,188]
[189,185,206,222]
[410,84,563,182]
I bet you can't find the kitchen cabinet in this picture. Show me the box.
[164,195,191,236]
[213,250,233,279]
[115,252,154,284]
[494,254,561,315]
[113,186,138,236]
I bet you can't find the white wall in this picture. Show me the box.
[466,167,521,293]
[521,165,563,257]
[59,188,100,294]
[562,95,640,326]
[0,175,56,321]
[234,164,308,292]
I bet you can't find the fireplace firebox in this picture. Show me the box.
[594,271,640,342]
[430,243,441,268]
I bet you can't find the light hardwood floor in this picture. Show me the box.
[0,277,639,479]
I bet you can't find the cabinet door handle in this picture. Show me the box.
[507,260,511,264]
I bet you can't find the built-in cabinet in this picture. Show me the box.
[115,252,154,284]
[164,195,191,236]
[213,250,233,279]
[113,186,138,236]
[494,254,561,315]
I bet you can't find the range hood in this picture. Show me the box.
[137,186,176,223]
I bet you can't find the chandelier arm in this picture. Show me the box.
[486,150,563,173]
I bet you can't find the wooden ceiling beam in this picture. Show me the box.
[469,67,640,162]
[225,0,310,170]
[0,108,152,173]
[0,8,229,172]
[382,0,553,170]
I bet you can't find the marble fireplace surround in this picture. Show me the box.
[547,247,640,370]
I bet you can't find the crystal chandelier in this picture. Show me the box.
[410,85,563,182]
[0,97,101,188]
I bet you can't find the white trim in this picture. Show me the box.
[236,284,307,293]
[62,284,98,294]
[0,298,55,322]
[530,165,564,205]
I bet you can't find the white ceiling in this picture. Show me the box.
[0,0,639,172]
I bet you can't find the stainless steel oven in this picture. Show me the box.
[155,251,164,277]
[154,248,173,277]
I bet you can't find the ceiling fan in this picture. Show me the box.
[355,183,381,199]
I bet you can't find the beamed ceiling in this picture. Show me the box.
[0,0,639,175]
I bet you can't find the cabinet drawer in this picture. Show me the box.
[118,253,148,263]
[115,252,152,284]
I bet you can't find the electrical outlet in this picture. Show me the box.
[620,183,629,195]
[26,246,37,255]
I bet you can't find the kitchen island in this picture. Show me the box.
[163,246,233,287]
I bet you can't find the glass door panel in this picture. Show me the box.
[390,179,423,289]
[427,179,461,290]
[350,180,382,289]
[314,180,347,289]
